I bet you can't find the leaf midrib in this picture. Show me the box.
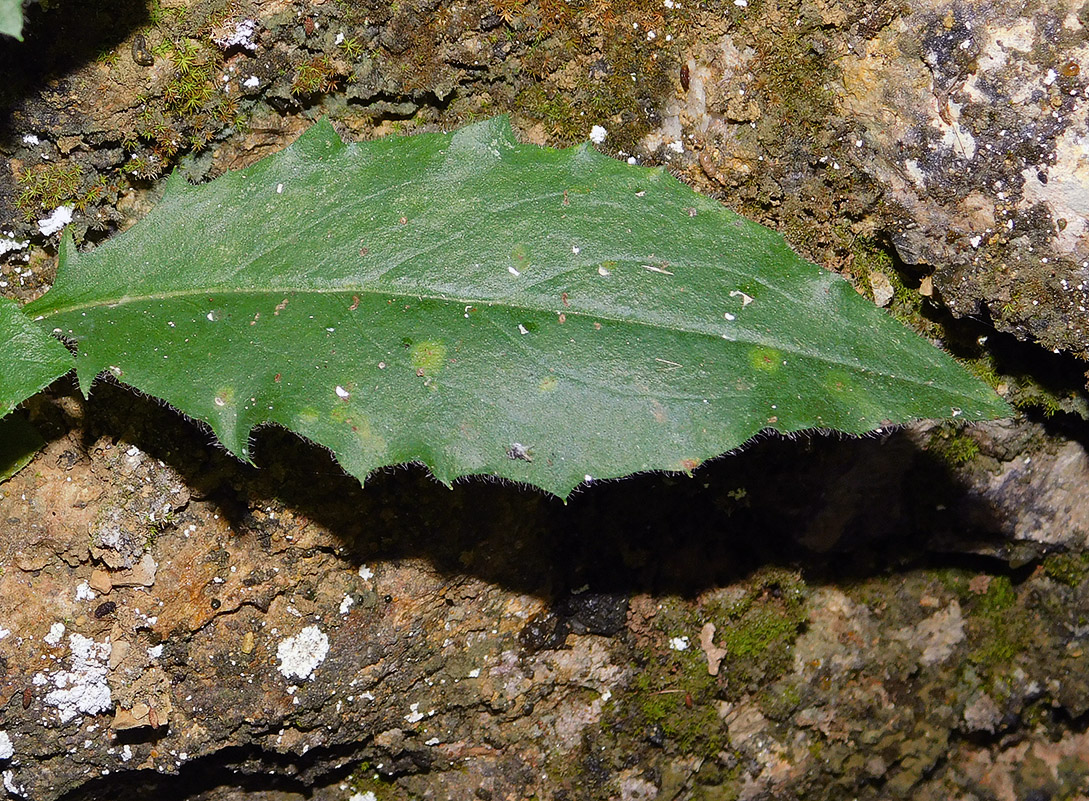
[31,283,969,395]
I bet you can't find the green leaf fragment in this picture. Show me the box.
[0,297,73,418]
[23,117,1009,498]
[0,414,45,483]
[0,0,23,40]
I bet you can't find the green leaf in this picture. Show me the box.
[22,118,1009,498]
[0,0,23,40]
[0,414,45,483]
[0,297,72,418]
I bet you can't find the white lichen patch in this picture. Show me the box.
[38,634,113,723]
[0,731,13,760]
[668,636,690,651]
[44,622,65,645]
[404,702,426,723]
[276,625,329,680]
[214,18,258,51]
[0,235,28,257]
[2,769,24,796]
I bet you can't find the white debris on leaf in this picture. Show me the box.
[38,205,73,236]
[590,125,608,144]
[276,626,329,680]
[0,731,12,760]
[40,634,113,723]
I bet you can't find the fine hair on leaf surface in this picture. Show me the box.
[11,116,1009,498]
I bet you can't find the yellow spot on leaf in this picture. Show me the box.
[749,347,782,372]
[410,340,446,374]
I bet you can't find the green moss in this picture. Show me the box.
[346,761,403,800]
[512,0,680,151]
[926,424,981,466]
[628,642,726,756]
[707,567,808,693]
[961,350,1087,421]
[292,55,344,97]
[967,575,1034,682]
[978,575,1017,614]
[1042,552,1089,588]
[15,162,84,219]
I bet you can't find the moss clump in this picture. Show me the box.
[346,761,402,800]
[1042,552,1089,588]
[628,628,726,756]
[291,55,345,97]
[961,349,1088,422]
[15,161,113,223]
[512,0,682,151]
[708,567,808,694]
[926,424,981,466]
[967,575,1034,680]
[16,163,81,219]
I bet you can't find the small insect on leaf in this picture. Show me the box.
[507,442,533,462]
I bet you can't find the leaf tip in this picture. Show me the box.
[289,117,347,158]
